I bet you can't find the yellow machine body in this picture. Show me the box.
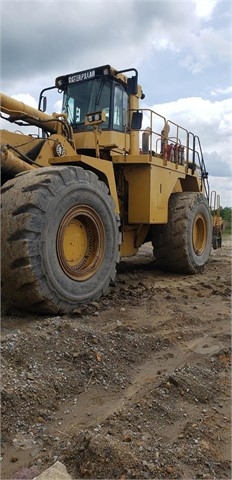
[0,65,210,258]
[1,64,220,314]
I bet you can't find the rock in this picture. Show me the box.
[11,466,40,479]
[199,439,210,450]
[122,433,132,442]
[11,456,18,462]
[37,417,44,423]
[33,461,73,479]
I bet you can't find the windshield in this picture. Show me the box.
[62,79,111,129]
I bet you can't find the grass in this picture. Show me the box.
[222,226,231,235]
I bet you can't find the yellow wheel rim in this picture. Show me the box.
[192,213,207,255]
[57,205,105,281]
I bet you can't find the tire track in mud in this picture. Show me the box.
[2,328,227,477]
[47,330,226,437]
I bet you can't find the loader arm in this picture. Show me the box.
[0,92,74,145]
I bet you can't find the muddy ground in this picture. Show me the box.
[1,236,231,480]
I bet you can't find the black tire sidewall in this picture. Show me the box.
[152,192,213,273]
[212,235,218,250]
[38,178,119,304]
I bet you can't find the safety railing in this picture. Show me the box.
[130,108,210,199]
[210,191,221,225]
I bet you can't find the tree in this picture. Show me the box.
[220,207,231,224]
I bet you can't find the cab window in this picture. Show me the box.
[63,79,111,129]
[113,85,129,131]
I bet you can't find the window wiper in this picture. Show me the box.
[95,78,105,107]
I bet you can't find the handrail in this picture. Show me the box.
[128,107,210,200]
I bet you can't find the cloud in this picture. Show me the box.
[143,94,232,204]
[193,0,221,19]
[180,27,231,74]
[12,93,38,109]
[1,0,231,207]
[210,86,232,97]
[204,152,232,177]
[149,96,231,140]
[1,0,161,90]
[209,176,232,207]
[1,0,230,95]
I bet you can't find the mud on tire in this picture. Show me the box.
[1,166,120,314]
[152,192,212,274]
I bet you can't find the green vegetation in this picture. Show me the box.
[221,207,231,223]
[221,207,231,234]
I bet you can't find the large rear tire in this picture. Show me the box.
[1,166,120,314]
[152,192,212,274]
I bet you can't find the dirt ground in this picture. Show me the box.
[1,236,231,480]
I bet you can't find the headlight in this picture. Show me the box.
[85,111,106,126]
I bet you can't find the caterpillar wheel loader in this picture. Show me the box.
[1,65,215,314]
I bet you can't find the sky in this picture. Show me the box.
[1,0,231,207]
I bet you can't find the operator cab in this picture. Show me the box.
[56,66,132,134]
[39,65,141,156]
[57,66,129,133]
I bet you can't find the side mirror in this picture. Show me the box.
[127,75,138,95]
[39,95,47,112]
[131,111,143,130]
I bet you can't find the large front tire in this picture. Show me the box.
[1,166,120,314]
[152,192,212,274]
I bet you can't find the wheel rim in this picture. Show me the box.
[192,213,207,255]
[57,205,105,281]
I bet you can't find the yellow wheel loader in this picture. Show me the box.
[1,65,216,313]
